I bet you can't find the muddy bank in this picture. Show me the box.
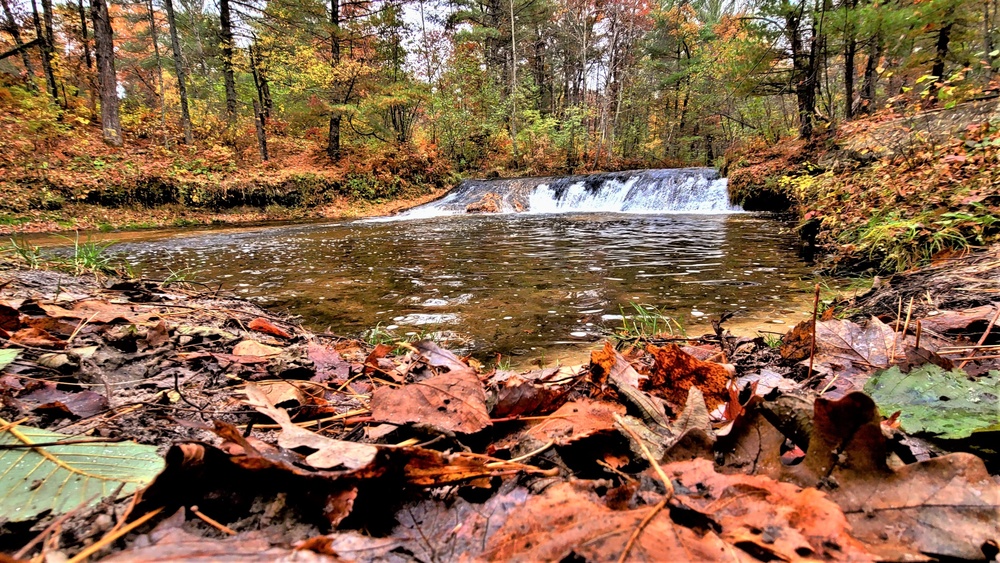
[0,249,997,561]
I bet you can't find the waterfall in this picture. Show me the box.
[400,168,741,218]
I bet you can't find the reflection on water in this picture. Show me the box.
[107,213,815,364]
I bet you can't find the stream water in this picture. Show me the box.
[76,168,820,366]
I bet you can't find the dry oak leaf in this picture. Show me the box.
[643,343,731,409]
[484,481,752,562]
[370,367,491,435]
[244,382,378,470]
[671,458,873,561]
[792,392,1000,561]
[525,398,625,445]
[36,299,152,324]
[10,327,65,349]
[589,340,643,390]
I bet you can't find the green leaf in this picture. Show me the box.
[0,419,165,522]
[864,366,1000,440]
[0,349,19,371]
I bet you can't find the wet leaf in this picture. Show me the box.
[0,419,164,522]
[525,398,624,445]
[20,383,108,419]
[864,365,1000,439]
[248,317,292,339]
[793,393,1000,560]
[643,343,731,409]
[244,383,378,470]
[370,364,491,434]
[10,327,65,349]
[484,481,747,562]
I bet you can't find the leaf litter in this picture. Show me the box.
[0,261,997,561]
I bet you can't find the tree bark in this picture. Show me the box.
[0,0,38,88]
[249,40,271,121]
[77,0,92,68]
[928,15,954,102]
[164,0,192,144]
[30,0,57,100]
[858,32,881,115]
[843,0,856,119]
[218,0,238,124]
[91,0,122,146]
[146,0,168,147]
[253,99,268,161]
[326,0,341,160]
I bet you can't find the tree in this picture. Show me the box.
[219,0,238,124]
[91,0,122,145]
[0,0,38,89]
[164,0,193,143]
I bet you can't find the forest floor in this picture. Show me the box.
[0,242,997,561]
[727,97,1000,274]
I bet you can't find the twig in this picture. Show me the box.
[486,440,555,467]
[959,306,1000,370]
[891,297,914,363]
[190,505,237,535]
[65,507,163,563]
[807,284,820,378]
[66,312,100,345]
[914,320,922,349]
[614,414,674,499]
[13,502,90,559]
[617,499,668,563]
[0,437,126,449]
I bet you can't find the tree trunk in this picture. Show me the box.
[30,0,57,100]
[91,0,122,145]
[77,0,92,68]
[0,0,38,89]
[253,99,268,161]
[249,40,271,122]
[164,0,192,144]
[928,16,954,101]
[218,0,237,124]
[326,0,341,160]
[858,32,881,114]
[146,0,168,147]
[843,0,856,119]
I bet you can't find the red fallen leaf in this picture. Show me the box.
[643,343,731,409]
[942,154,966,163]
[248,317,292,339]
[10,327,66,349]
[363,343,393,376]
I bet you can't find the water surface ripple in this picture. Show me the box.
[114,213,815,363]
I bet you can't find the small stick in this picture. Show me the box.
[617,499,668,563]
[190,505,237,536]
[487,440,555,467]
[914,321,922,349]
[66,507,163,563]
[807,284,820,378]
[959,306,1000,370]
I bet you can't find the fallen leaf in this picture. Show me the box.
[248,317,293,339]
[0,418,164,522]
[232,340,283,357]
[920,305,999,334]
[525,398,624,445]
[671,459,873,561]
[792,393,1000,560]
[20,383,108,419]
[643,343,731,409]
[10,327,65,349]
[370,364,491,434]
[308,343,350,382]
[864,365,1000,439]
[244,383,378,470]
[484,481,747,562]
[256,380,307,407]
[0,349,19,371]
[104,527,338,562]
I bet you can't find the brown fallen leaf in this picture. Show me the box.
[919,305,999,334]
[525,398,625,445]
[232,340,283,357]
[370,363,491,434]
[20,383,108,419]
[484,481,751,562]
[0,300,20,332]
[244,383,378,470]
[248,317,293,339]
[670,458,873,561]
[588,340,643,391]
[307,342,350,382]
[790,392,1000,561]
[36,299,149,324]
[104,527,339,562]
[10,327,65,349]
[490,371,566,418]
[643,343,731,409]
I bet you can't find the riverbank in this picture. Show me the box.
[726,98,1000,273]
[0,243,996,560]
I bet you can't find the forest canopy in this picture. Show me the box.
[0,0,997,175]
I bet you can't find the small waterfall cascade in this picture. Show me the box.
[400,168,741,218]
